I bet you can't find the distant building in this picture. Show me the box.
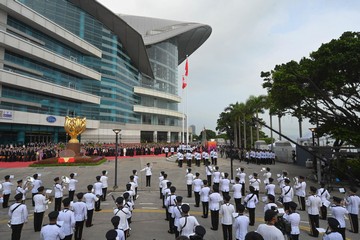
[0,0,211,144]
[189,125,196,136]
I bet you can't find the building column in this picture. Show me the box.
[53,130,59,144]
[153,131,157,143]
[178,132,181,143]
[17,131,25,145]
[167,131,171,143]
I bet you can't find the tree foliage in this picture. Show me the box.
[262,31,360,146]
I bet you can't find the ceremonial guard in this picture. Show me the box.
[40,211,65,240]
[114,197,131,238]
[205,162,213,186]
[193,172,203,207]
[263,167,271,185]
[295,176,306,211]
[165,186,177,234]
[161,173,169,208]
[164,146,169,157]
[209,185,223,230]
[100,170,108,201]
[283,201,301,240]
[213,166,221,189]
[2,175,13,208]
[265,178,276,197]
[264,194,278,212]
[68,173,78,201]
[163,181,172,220]
[186,151,193,167]
[15,179,28,203]
[281,178,294,210]
[53,177,64,212]
[306,186,322,237]
[213,150,218,166]
[132,170,139,199]
[200,180,211,218]
[31,173,42,206]
[277,171,289,189]
[84,185,98,227]
[345,187,360,233]
[110,216,125,240]
[186,168,194,198]
[93,176,103,211]
[244,186,259,226]
[178,204,200,237]
[195,150,201,167]
[72,192,87,240]
[233,204,249,240]
[33,186,49,232]
[177,151,184,167]
[331,196,348,240]
[323,217,343,240]
[220,172,230,199]
[219,195,235,240]
[172,196,183,238]
[159,171,165,199]
[9,193,28,240]
[249,173,261,199]
[58,198,75,240]
[232,177,243,210]
[317,182,331,220]
[257,210,285,240]
[140,163,152,187]
[237,168,246,197]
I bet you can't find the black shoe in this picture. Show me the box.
[201,215,207,218]
[165,218,169,221]
[168,230,174,234]
[210,227,217,231]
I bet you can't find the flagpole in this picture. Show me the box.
[182,87,185,144]
[186,85,189,149]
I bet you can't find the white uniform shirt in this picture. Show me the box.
[346,195,360,214]
[159,176,164,188]
[172,205,182,227]
[186,173,194,185]
[244,193,258,209]
[100,175,108,188]
[34,193,48,213]
[331,205,348,228]
[257,224,285,240]
[8,203,28,224]
[205,165,213,176]
[249,178,261,191]
[57,208,75,236]
[322,231,343,240]
[306,195,322,215]
[114,208,130,231]
[32,179,42,194]
[265,184,276,196]
[238,172,246,184]
[317,188,331,206]
[141,166,152,176]
[295,181,306,197]
[40,224,65,240]
[178,215,199,237]
[133,175,139,188]
[264,203,278,212]
[83,192,98,210]
[115,229,125,240]
[192,178,203,192]
[220,203,235,225]
[161,179,169,194]
[232,183,242,199]
[16,186,28,201]
[263,172,271,185]
[72,201,87,221]
[220,178,230,192]
[213,171,221,183]
[283,212,300,235]
[281,185,294,203]
[2,181,13,194]
[93,182,103,196]
[209,192,223,211]
[200,186,211,202]
[54,183,63,198]
[234,214,249,240]
[68,179,78,191]
[165,194,177,214]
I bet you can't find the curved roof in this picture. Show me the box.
[119,15,212,65]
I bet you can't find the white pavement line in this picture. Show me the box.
[300,220,309,224]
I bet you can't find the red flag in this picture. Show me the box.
[185,58,189,77]
[182,76,187,89]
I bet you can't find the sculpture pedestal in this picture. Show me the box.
[66,143,80,156]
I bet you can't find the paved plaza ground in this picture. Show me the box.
[0,155,357,240]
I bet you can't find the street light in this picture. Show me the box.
[309,127,321,183]
[113,128,121,190]
[309,127,316,146]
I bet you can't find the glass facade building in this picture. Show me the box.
[0,0,211,144]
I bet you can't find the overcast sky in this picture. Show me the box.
[98,0,360,140]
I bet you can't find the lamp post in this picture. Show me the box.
[309,128,316,146]
[113,129,121,190]
[309,127,321,183]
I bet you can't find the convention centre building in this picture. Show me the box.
[0,0,211,144]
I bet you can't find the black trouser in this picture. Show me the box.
[34,211,44,232]
[63,234,73,240]
[178,160,183,167]
[241,183,245,197]
[222,191,230,199]
[290,234,299,240]
[196,160,200,167]
[283,201,290,211]
[222,224,233,240]
[349,213,359,233]
[75,220,85,240]
[165,152,168,157]
[165,206,169,220]
[202,201,209,217]
[54,197,62,211]
[214,182,219,190]
[68,190,75,202]
[298,196,305,211]
[308,214,319,237]
[338,227,345,240]
[187,184,192,197]
[86,209,94,227]
[248,208,255,225]
[320,205,327,220]
[194,192,200,207]
[3,193,10,208]
[95,197,101,211]
[211,157,214,165]
[174,227,180,238]
[159,188,162,199]
[102,188,107,201]
[187,160,191,167]
[214,158,218,166]
[146,176,151,187]
[11,223,24,240]
[168,213,174,233]
[210,210,219,230]
[234,198,242,212]
[134,187,138,200]
[207,175,212,186]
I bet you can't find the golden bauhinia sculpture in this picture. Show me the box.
[64,116,86,143]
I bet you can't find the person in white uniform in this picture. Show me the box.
[2,175,13,208]
[306,186,322,237]
[209,185,223,230]
[233,204,249,240]
[53,177,64,212]
[200,180,211,218]
[33,186,49,232]
[68,173,78,202]
[263,167,271,185]
[283,201,300,240]
[140,163,152,187]
[265,178,276,197]
[9,193,28,240]
[72,192,87,240]
[322,217,343,240]
[236,167,246,197]
[294,176,306,211]
[57,198,75,240]
[232,177,242,211]
[219,195,235,240]
[345,186,360,233]
[100,170,108,201]
[31,173,42,207]
[186,168,194,198]
[331,196,348,240]
[40,211,65,240]
[317,182,331,220]
[178,204,199,237]
[114,196,131,238]
[256,209,285,240]
[84,184,98,227]
[193,172,203,207]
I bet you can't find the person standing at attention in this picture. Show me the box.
[141,163,152,187]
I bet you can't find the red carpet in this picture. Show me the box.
[0,154,166,168]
